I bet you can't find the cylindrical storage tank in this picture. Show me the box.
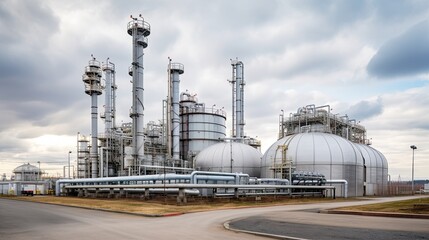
[195,142,262,177]
[180,105,227,161]
[261,132,364,197]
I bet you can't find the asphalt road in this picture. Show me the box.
[0,196,428,240]
[230,215,429,240]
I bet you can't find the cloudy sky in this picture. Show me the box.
[0,0,428,181]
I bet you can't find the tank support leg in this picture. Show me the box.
[177,188,187,205]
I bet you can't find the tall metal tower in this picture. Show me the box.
[82,56,102,178]
[168,60,184,162]
[230,59,245,138]
[101,59,116,177]
[102,59,116,134]
[127,15,150,169]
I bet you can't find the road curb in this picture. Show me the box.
[224,220,309,240]
[162,212,184,217]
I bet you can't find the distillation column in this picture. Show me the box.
[169,62,184,162]
[101,59,116,177]
[127,15,150,168]
[231,60,245,138]
[82,56,102,178]
[102,59,115,134]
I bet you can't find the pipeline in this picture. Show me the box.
[257,178,290,185]
[56,174,189,196]
[326,179,348,198]
[190,171,249,184]
[56,171,249,196]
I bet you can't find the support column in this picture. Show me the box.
[177,188,187,205]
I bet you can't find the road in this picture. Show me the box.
[0,196,428,240]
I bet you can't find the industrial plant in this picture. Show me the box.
[3,15,390,199]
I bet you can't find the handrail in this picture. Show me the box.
[181,106,227,118]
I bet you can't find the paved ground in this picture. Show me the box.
[229,215,429,240]
[1,196,428,240]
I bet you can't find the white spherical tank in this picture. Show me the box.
[261,132,364,197]
[195,141,262,177]
[13,163,42,181]
[355,144,388,196]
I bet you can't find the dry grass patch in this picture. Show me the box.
[4,195,343,215]
[338,197,429,214]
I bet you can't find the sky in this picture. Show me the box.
[0,0,428,181]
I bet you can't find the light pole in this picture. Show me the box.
[37,161,40,180]
[68,151,72,179]
[410,145,417,195]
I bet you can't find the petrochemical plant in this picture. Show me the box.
[3,15,390,199]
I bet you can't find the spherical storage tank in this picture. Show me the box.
[195,142,262,177]
[13,163,42,181]
[261,132,364,197]
[355,144,388,196]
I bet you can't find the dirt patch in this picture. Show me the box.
[2,195,346,216]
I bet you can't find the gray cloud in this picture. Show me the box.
[1,0,429,179]
[367,20,429,78]
[346,97,383,120]
[0,0,59,47]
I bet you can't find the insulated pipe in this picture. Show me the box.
[128,15,150,167]
[194,175,235,183]
[55,172,244,196]
[56,173,191,196]
[126,188,201,195]
[56,174,334,196]
[169,62,184,161]
[190,171,249,185]
[257,178,290,185]
[326,179,348,198]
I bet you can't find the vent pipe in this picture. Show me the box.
[127,15,150,168]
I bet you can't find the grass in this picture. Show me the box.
[337,196,429,214]
[1,195,341,215]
